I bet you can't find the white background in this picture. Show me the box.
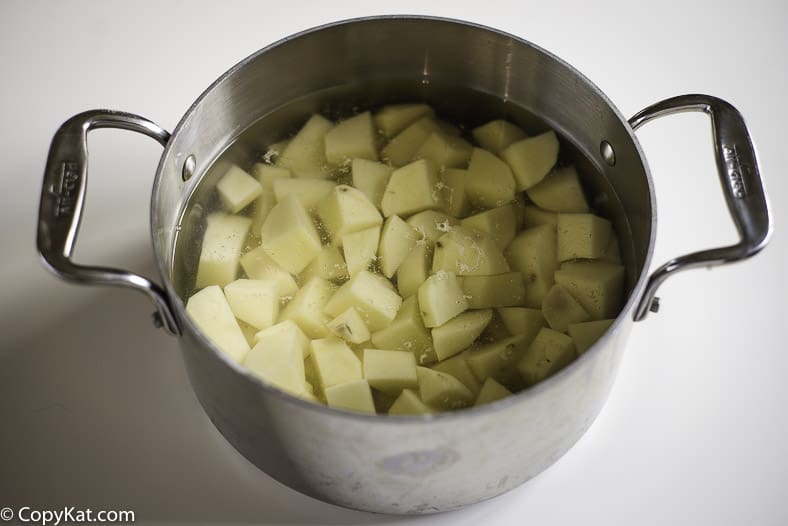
[1,1,786,525]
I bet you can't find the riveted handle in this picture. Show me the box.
[630,94,772,321]
[37,110,180,335]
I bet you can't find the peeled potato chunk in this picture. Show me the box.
[252,319,310,359]
[260,194,322,274]
[439,168,471,218]
[299,246,348,283]
[317,185,383,245]
[216,164,262,213]
[381,159,441,218]
[472,119,527,155]
[517,328,577,386]
[277,114,333,179]
[326,307,370,344]
[378,215,418,278]
[396,243,432,299]
[324,111,378,165]
[245,334,307,398]
[432,309,493,361]
[601,234,623,264]
[370,295,433,364]
[460,272,527,309]
[521,205,558,228]
[526,165,590,213]
[542,283,590,332]
[272,178,336,210]
[186,285,250,363]
[418,271,469,328]
[224,279,280,330]
[501,131,559,191]
[240,246,299,297]
[388,388,434,415]
[309,338,363,390]
[464,334,528,390]
[251,164,291,235]
[431,354,481,395]
[407,210,459,246]
[496,307,546,341]
[413,131,473,169]
[432,227,510,276]
[352,159,392,209]
[363,348,419,395]
[195,213,252,289]
[504,224,558,308]
[375,104,435,138]
[557,213,612,261]
[324,270,402,332]
[554,261,625,320]
[465,148,516,209]
[342,225,380,277]
[279,277,335,339]
[568,319,614,354]
[474,377,513,407]
[382,117,440,167]
[460,204,518,250]
[325,379,376,414]
[417,367,474,411]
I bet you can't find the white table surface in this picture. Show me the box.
[1,1,786,524]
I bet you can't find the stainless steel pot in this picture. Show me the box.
[36,16,771,514]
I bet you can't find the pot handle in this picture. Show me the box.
[629,94,772,321]
[36,110,180,336]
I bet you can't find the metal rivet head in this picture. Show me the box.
[182,154,196,182]
[600,140,616,166]
[649,296,661,313]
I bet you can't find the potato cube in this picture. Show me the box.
[418,271,468,327]
[299,245,348,283]
[526,165,590,213]
[522,205,558,228]
[554,261,626,319]
[279,277,335,339]
[370,295,433,363]
[375,104,435,138]
[481,311,514,342]
[324,379,376,414]
[186,285,250,363]
[260,194,322,274]
[342,225,380,277]
[238,320,259,348]
[460,272,527,309]
[381,117,440,167]
[250,164,291,235]
[272,178,336,210]
[413,131,472,169]
[431,354,481,395]
[568,319,614,354]
[388,389,434,415]
[252,319,310,359]
[253,163,292,187]
[439,168,471,217]
[244,336,307,397]
[557,213,612,261]
[381,159,441,218]
[496,307,546,342]
[433,227,510,276]
[501,131,559,191]
[250,192,277,238]
[352,158,392,209]
[240,246,299,297]
[324,111,378,165]
[517,328,577,386]
[601,233,623,264]
[432,309,493,361]
[378,215,418,278]
[465,148,516,209]
[309,338,363,389]
[317,185,383,245]
[224,279,280,330]
[324,270,402,332]
[417,367,474,410]
[464,334,529,390]
[407,210,459,246]
[542,283,590,332]
[277,114,333,179]
[326,307,370,344]
[363,349,419,395]
[474,377,513,407]
[460,204,517,249]
[472,120,527,155]
[216,164,262,213]
[504,225,558,308]
[396,243,432,298]
[195,213,251,288]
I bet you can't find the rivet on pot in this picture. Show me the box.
[600,140,616,166]
[182,154,196,182]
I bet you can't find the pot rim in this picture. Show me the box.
[150,14,657,423]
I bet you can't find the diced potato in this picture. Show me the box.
[238,320,259,347]
[224,279,280,330]
[309,338,363,389]
[568,319,615,354]
[250,164,291,235]
[504,224,558,307]
[260,194,322,274]
[374,103,435,138]
[465,148,516,209]
[277,114,333,178]
[382,117,440,167]
[526,165,590,213]
[186,286,250,362]
[501,131,559,191]
[342,225,380,277]
[272,178,336,210]
[370,295,433,363]
[216,164,262,213]
[460,272,527,309]
[413,131,473,169]
[601,232,623,264]
[195,213,252,288]
[472,120,527,155]
[496,307,546,343]
[253,163,292,186]
[395,243,430,297]
[363,349,419,395]
[244,335,307,397]
[324,379,376,414]
[480,311,513,342]
[431,354,481,395]
[432,309,493,361]
[388,389,434,415]
[541,283,590,332]
[433,227,510,276]
[299,246,348,283]
[460,204,517,250]
[279,277,335,339]
[418,271,468,327]
[326,307,370,344]
[474,377,512,406]
[352,159,392,208]
[557,213,612,261]
[439,168,471,218]
[517,328,576,386]
[250,192,277,238]
[522,205,558,228]
[554,261,626,320]
[417,367,474,410]
[317,185,383,245]
[324,270,403,332]
[464,335,528,390]
[407,210,459,246]
[252,319,310,359]
[324,111,378,165]
[378,215,418,278]
[240,246,299,297]
[381,159,441,217]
